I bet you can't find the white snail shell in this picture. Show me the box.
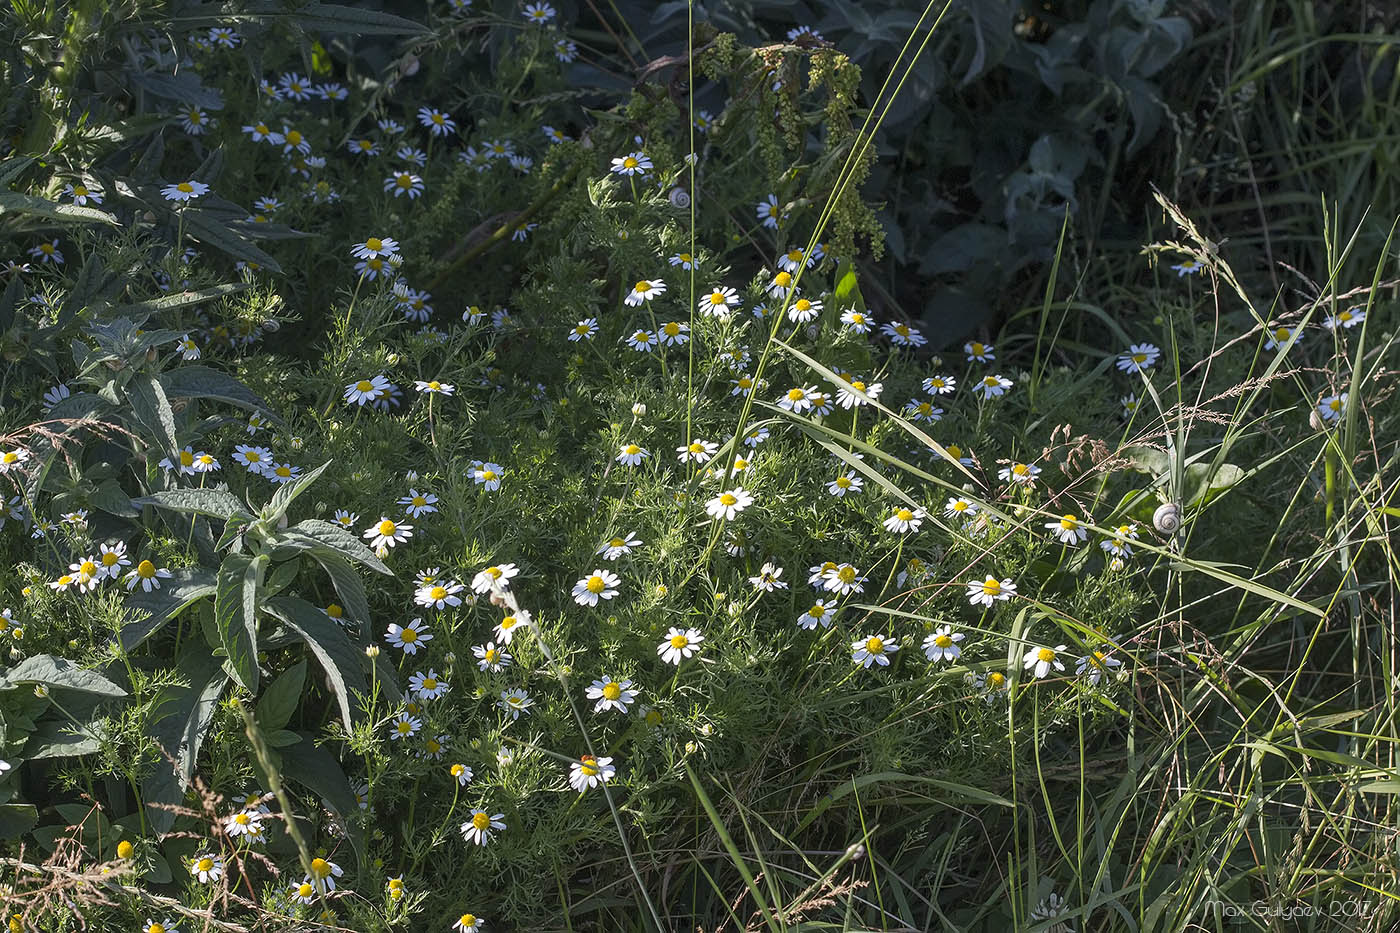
[668,187,691,208]
[1153,503,1182,533]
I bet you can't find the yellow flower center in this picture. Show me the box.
[665,323,681,336]
[422,677,437,690]
[1037,647,1055,662]
[396,721,412,734]
[196,857,214,872]
[397,175,413,188]
[1059,515,1078,529]
[865,637,884,654]
[356,380,374,392]
[401,628,418,642]
[298,883,314,897]
[946,444,963,459]
[625,445,640,455]
[988,672,1005,687]
[602,682,622,700]
[137,560,156,578]
[176,182,193,193]
[670,634,688,649]
[623,157,638,169]
[586,575,606,593]
[1132,353,1147,363]
[484,649,498,663]
[429,586,447,600]
[327,604,343,617]
[774,271,792,287]
[579,757,599,776]
[234,812,250,825]
[274,466,291,478]
[1012,464,1029,476]
[73,185,88,196]
[895,509,913,521]
[838,567,856,584]
[500,616,517,629]
[481,469,498,480]
[79,560,97,577]
[472,812,490,830]
[719,493,737,506]
[935,635,952,647]
[459,915,477,929]
[286,130,302,145]
[366,237,383,251]
[378,520,397,536]
[795,298,811,312]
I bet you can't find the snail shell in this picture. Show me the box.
[1153,502,1182,534]
[667,187,691,209]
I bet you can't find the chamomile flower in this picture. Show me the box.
[767,269,796,298]
[414,580,463,610]
[669,252,696,269]
[944,496,978,519]
[839,308,875,333]
[224,808,264,838]
[881,321,926,346]
[1263,325,1299,350]
[756,194,784,229]
[1121,393,1140,417]
[883,507,926,534]
[177,334,200,360]
[157,447,208,477]
[364,517,413,550]
[264,463,301,484]
[923,625,964,663]
[399,489,439,519]
[922,374,957,395]
[450,763,474,786]
[572,569,621,606]
[494,610,532,643]
[345,374,391,406]
[471,563,520,594]
[384,171,425,198]
[676,439,718,463]
[461,809,506,845]
[1100,523,1140,558]
[967,576,1016,607]
[305,857,343,894]
[744,426,769,447]
[569,755,615,792]
[777,385,818,413]
[1077,650,1123,686]
[352,236,399,261]
[569,318,599,341]
[385,619,432,653]
[28,240,63,264]
[826,473,863,497]
[453,913,485,932]
[973,374,1013,399]
[657,627,703,664]
[417,107,457,136]
[498,688,533,720]
[414,380,455,396]
[706,487,754,521]
[0,448,29,473]
[333,510,359,529]
[1116,343,1161,372]
[586,677,638,713]
[1045,514,1089,546]
[821,563,866,596]
[658,321,690,346]
[125,560,172,592]
[96,541,132,579]
[624,279,665,306]
[63,182,102,206]
[410,669,449,700]
[611,152,652,177]
[835,377,881,409]
[1317,393,1347,422]
[598,533,642,559]
[1023,644,1066,680]
[903,399,943,423]
[1323,306,1365,330]
[625,329,658,351]
[998,462,1041,487]
[473,642,512,673]
[797,601,836,630]
[190,853,224,883]
[41,383,70,410]
[852,634,898,668]
[161,180,210,202]
[964,341,995,363]
[787,296,823,323]
[389,712,422,741]
[1170,258,1204,276]
[522,1,555,22]
[749,562,788,592]
[142,918,180,933]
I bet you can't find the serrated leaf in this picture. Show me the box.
[255,660,305,733]
[266,460,331,523]
[0,655,127,696]
[180,209,283,273]
[119,568,217,651]
[125,373,178,456]
[285,1,431,36]
[215,554,262,693]
[266,597,366,732]
[142,650,227,836]
[159,365,274,416]
[133,487,249,520]
[0,156,35,188]
[0,190,118,225]
[284,519,392,574]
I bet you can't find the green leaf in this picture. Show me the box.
[265,728,302,748]
[128,70,224,109]
[119,568,217,651]
[1181,462,1245,508]
[159,364,274,416]
[142,650,228,836]
[309,551,371,631]
[0,190,117,225]
[0,804,38,840]
[832,257,865,314]
[109,285,248,320]
[215,554,264,694]
[23,716,102,759]
[277,732,364,863]
[0,655,127,696]
[256,661,305,733]
[266,460,332,523]
[125,373,179,456]
[90,478,140,517]
[795,771,1013,835]
[180,209,283,274]
[265,597,367,732]
[284,1,431,36]
[133,487,249,521]
[284,519,392,574]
